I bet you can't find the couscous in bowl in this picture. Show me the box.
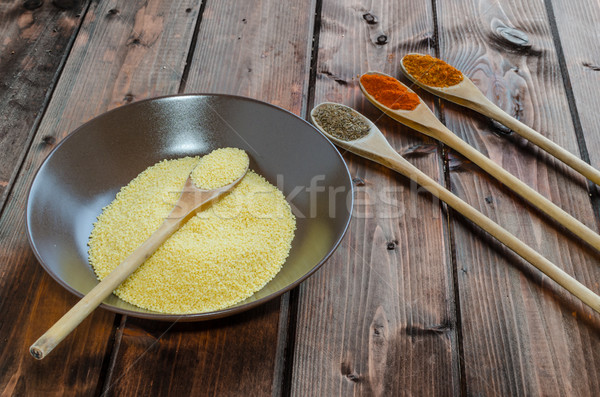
[26,94,353,321]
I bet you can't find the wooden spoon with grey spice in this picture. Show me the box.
[311,102,600,315]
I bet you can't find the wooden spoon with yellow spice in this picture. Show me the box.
[359,71,600,252]
[400,53,600,186]
[311,102,600,314]
[30,148,249,360]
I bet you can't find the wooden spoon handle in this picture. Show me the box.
[439,129,600,252]
[29,217,182,360]
[387,155,600,314]
[474,98,600,186]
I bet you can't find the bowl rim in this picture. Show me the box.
[25,93,354,321]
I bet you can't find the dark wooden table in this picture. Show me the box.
[2,0,599,395]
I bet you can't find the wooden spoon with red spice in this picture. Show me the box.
[399,53,600,186]
[311,102,600,314]
[359,71,600,252]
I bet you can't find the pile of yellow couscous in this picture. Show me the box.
[88,149,296,314]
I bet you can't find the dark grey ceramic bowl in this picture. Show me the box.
[26,94,353,321]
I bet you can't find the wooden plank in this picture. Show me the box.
[0,0,89,210]
[291,1,460,395]
[103,302,282,396]
[182,0,315,115]
[436,0,600,395]
[0,1,200,395]
[548,1,600,172]
[104,0,317,395]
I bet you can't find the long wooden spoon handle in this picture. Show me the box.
[29,217,182,360]
[478,101,600,186]
[388,156,600,313]
[439,129,600,252]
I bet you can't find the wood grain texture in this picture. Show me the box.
[0,0,88,210]
[2,0,599,395]
[103,302,281,396]
[291,1,459,395]
[183,0,316,115]
[0,0,199,395]
[435,0,600,395]
[104,0,318,395]
[549,0,600,170]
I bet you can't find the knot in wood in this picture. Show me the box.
[352,177,365,186]
[490,119,512,135]
[497,27,530,47]
[362,13,377,24]
[52,0,75,10]
[491,18,530,49]
[346,373,360,383]
[582,62,600,71]
[376,35,388,45]
[24,0,43,10]
[42,136,56,145]
[340,361,361,383]
[405,321,452,336]
[422,33,436,48]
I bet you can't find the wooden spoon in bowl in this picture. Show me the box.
[311,102,600,314]
[358,71,600,252]
[30,149,249,360]
[399,53,600,186]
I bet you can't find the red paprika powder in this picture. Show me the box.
[360,74,420,111]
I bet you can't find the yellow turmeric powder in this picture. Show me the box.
[403,54,463,87]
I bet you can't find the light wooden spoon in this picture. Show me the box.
[359,71,600,252]
[311,102,600,314]
[30,157,248,360]
[400,53,600,186]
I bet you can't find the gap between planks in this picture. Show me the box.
[543,0,600,228]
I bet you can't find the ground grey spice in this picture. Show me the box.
[313,104,370,141]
